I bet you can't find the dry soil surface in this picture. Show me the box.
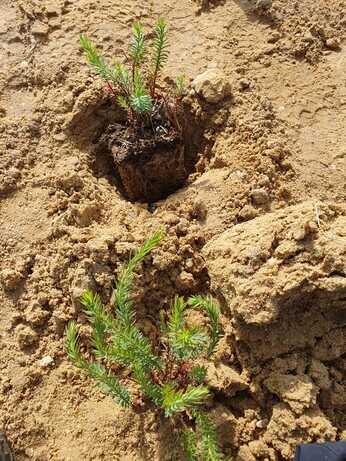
[0,0,345,460]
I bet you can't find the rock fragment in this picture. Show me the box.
[193,69,232,103]
[39,356,55,368]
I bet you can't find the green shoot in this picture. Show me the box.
[175,75,187,98]
[114,230,164,328]
[189,365,207,384]
[79,35,114,82]
[194,410,224,461]
[110,324,162,372]
[133,366,162,405]
[150,17,169,97]
[64,232,225,460]
[182,429,199,461]
[130,71,153,114]
[161,384,210,417]
[80,19,184,129]
[188,296,223,357]
[65,322,131,407]
[130,22,146,69]
[170,326,209,361]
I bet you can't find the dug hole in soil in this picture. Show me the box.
[100,100,201,204]
[69,88,205,204]
[0,0,346,460]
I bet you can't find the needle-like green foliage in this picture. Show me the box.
[65,321,131,407]
[175,75,187,97]
[110,324,162,372]
[194,410,225,461]
[79,35,115,82]
[130,71,153,114]
[150,17,169,97]
[80,18,183,127]
[167,295,222,361]
[188,296,223,357]
[65,231,225,460]
[161,384,210,417]
[182,429,199,461]
[130,22,146,69]
[114,230,163,328]
[189,364,208,384]
[133,366,162,405]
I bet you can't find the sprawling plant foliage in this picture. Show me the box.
[80,19,186,127]
[65,231,226,460]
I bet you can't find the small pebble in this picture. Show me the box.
[325,37,341,51]
[39,356,55,368]
[256,419,268,428]
[239,78,250,91]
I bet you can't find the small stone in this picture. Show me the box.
[162,212,180,225]
[239,78,250,90]
[268,31,281,44]
[325,37,341,51]
[0,269,23,291]
[292,225,306,241]
[239,205,258,221]
[39,356,55,367]
[274,241,298,259]
[176,271,195,290]
[256,419,268,428]
[31,22,49,36]
[250,188,269,205]
[192,69,232,104]
[53,132,67,142]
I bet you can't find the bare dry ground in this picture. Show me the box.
[0,0,345,460]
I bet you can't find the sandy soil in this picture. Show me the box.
[0,0,345,460]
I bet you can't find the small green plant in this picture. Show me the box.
[65,231,226,460]
[80,19,186,129]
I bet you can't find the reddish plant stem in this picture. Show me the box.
[106,81,118,99]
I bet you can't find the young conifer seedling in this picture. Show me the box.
[80,19,186,130]
[65,231,226,460]
[79,20,189,204]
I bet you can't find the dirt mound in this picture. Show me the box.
[203,201,346,458]
[204,201,346,362]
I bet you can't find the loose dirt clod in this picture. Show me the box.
[193,69,232,104]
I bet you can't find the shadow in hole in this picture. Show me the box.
[66,89,212,204]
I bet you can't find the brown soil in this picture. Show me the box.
[106,122,186,203]
[0,0,345,460]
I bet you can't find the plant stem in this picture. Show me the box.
[106,81,118,99]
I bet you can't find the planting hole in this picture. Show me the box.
[68,93,206,204]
